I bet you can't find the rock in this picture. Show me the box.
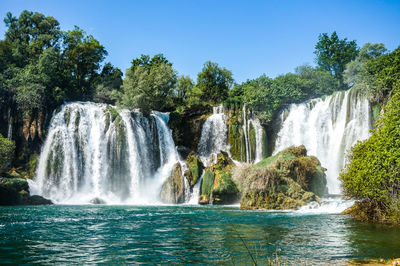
[168,105,212,152]
[176,146,192,160]
[199,151,239,205]
[0,177,52,205]
[233,146,327,210]
[184,154,204,188]
[23,195,53,205]
[160,163,185,204]
[90,197,106,204]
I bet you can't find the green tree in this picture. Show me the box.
[314,31,359,87]
[93,63,123,104]
[343,43,387,87]
[0,133,15,174]
[62,26,107,99]
[353,46,399,103]
[3,11,61,67]
[197,61,233,104]
[174,75,194,106]
[120,54,177,114]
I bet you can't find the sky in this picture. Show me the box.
[1,0,400,83]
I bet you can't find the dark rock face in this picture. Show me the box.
[0,177,53,206]
[168,105,212,152]
[233,145,327,210]
[199,151,239,205]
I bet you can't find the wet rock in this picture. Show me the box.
[90,197,106,204]
[199,151,239,205]
[160,163,185,204]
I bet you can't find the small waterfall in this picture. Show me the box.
[33,102,179,204]
[273,89,372,194]
[7,108,12,140]
[198,105,229,165]
[242,105,251,163]
[250,118,263,163]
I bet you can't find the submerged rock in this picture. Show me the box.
[90,197,106,204]
[233,145,327,210]
[160,163,185,204]
[0,177,53,205]
[199,151,239,205]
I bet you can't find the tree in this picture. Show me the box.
[93,63,123,104]
[3,11,61,67]
[0,133,15,174]
[314,31,359,87]
[62,26,107,99]
[174,75,194,106]
[197,61,233,104]
[343,43,387,87]
[120,54,177,114]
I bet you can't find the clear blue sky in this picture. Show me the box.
[1,0,400,83]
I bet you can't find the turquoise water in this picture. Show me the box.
[1,205,400,264]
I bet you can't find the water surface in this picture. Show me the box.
[1,205,399,264]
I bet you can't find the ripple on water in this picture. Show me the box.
[1,205,400,264]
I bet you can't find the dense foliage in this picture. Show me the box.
[339,47,400,223]
[119,54,177,114]
[314,31,359,88]
[0,134,15,174]
[340,91,400,221]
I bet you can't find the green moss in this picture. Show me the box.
[200,169,214,199]
[186,155,204,187]
[228,115,243,161]
[249,122,256,162]
[28,154,39,179]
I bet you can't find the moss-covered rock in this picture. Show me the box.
[184,154,204,188]
[199,151,239,205]
[160,163,185,204]
[0,177,52,205]
[233,145,327,210]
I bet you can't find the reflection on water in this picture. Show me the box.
[0,205,399,264]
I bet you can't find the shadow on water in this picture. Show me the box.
[1,205,400,264]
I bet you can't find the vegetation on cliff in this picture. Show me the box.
[199,152,239,205]
[233,145,327,210]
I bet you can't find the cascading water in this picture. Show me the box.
[197,105,229,165]
[32,102,179,204]
[274,89,372,194]
[249,118,264,163]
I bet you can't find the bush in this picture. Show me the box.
[340,91,400,222]
[0,133,15,174]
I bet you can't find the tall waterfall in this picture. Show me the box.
[32,102,178,204]
[197,105,229,165]
[274,89,372,194]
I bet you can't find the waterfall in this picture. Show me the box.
[7,108,12,140]
[197,105,229,165]
[33,102,178,204]
[273,89,372,194]
[250,118,263,163]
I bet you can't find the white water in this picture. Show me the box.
[33,102,179,204]
[197,105,229,166]
[274,89,372,194]
[296,197,354,214]
[249,118,264,163]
